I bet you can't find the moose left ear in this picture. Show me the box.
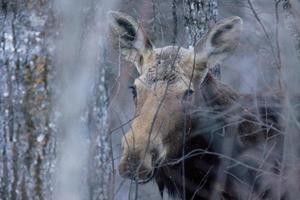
[194,16,243,68]
[108,11,153,73]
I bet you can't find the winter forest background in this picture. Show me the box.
[0,0,300,200]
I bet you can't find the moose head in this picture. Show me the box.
[108,11,243,183]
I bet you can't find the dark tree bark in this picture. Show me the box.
[0,1,112,199]
[0,1,56,199]
[183,0,221,79]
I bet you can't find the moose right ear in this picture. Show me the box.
[108,11,153,72]
[194,16,243,69]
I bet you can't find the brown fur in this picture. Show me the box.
[108,11,299,199]
[152,73,286,199]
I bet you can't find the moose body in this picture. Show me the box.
[108,11,298,199]
[155,73,285,199]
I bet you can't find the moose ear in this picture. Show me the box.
[108,11,153,71]
[194,16,243,68]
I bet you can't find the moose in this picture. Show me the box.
[108,11,298,199]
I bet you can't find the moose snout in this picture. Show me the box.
[118,152,155,181]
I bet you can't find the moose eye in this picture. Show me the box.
[183,89,194,100]
[129,85,137,99]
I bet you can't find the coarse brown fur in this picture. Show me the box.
[155,73,285,199]
[108,11,299,199]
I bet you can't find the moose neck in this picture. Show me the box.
[196,73,239,108]
[155,73,244,199]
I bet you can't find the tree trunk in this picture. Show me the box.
[0,1,56,199]
[183,0,221,79]
[0,1,112,199]
[283,0,300,62]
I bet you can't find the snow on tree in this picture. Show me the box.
[0,0,114,199]
[183,0,220,79]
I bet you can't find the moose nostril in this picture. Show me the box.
[151,149,159,164]
[119,162,135,179]
[118,155,154,181]
[118,155,140,179]
[119,163,146,180]
[122,169,135,179]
